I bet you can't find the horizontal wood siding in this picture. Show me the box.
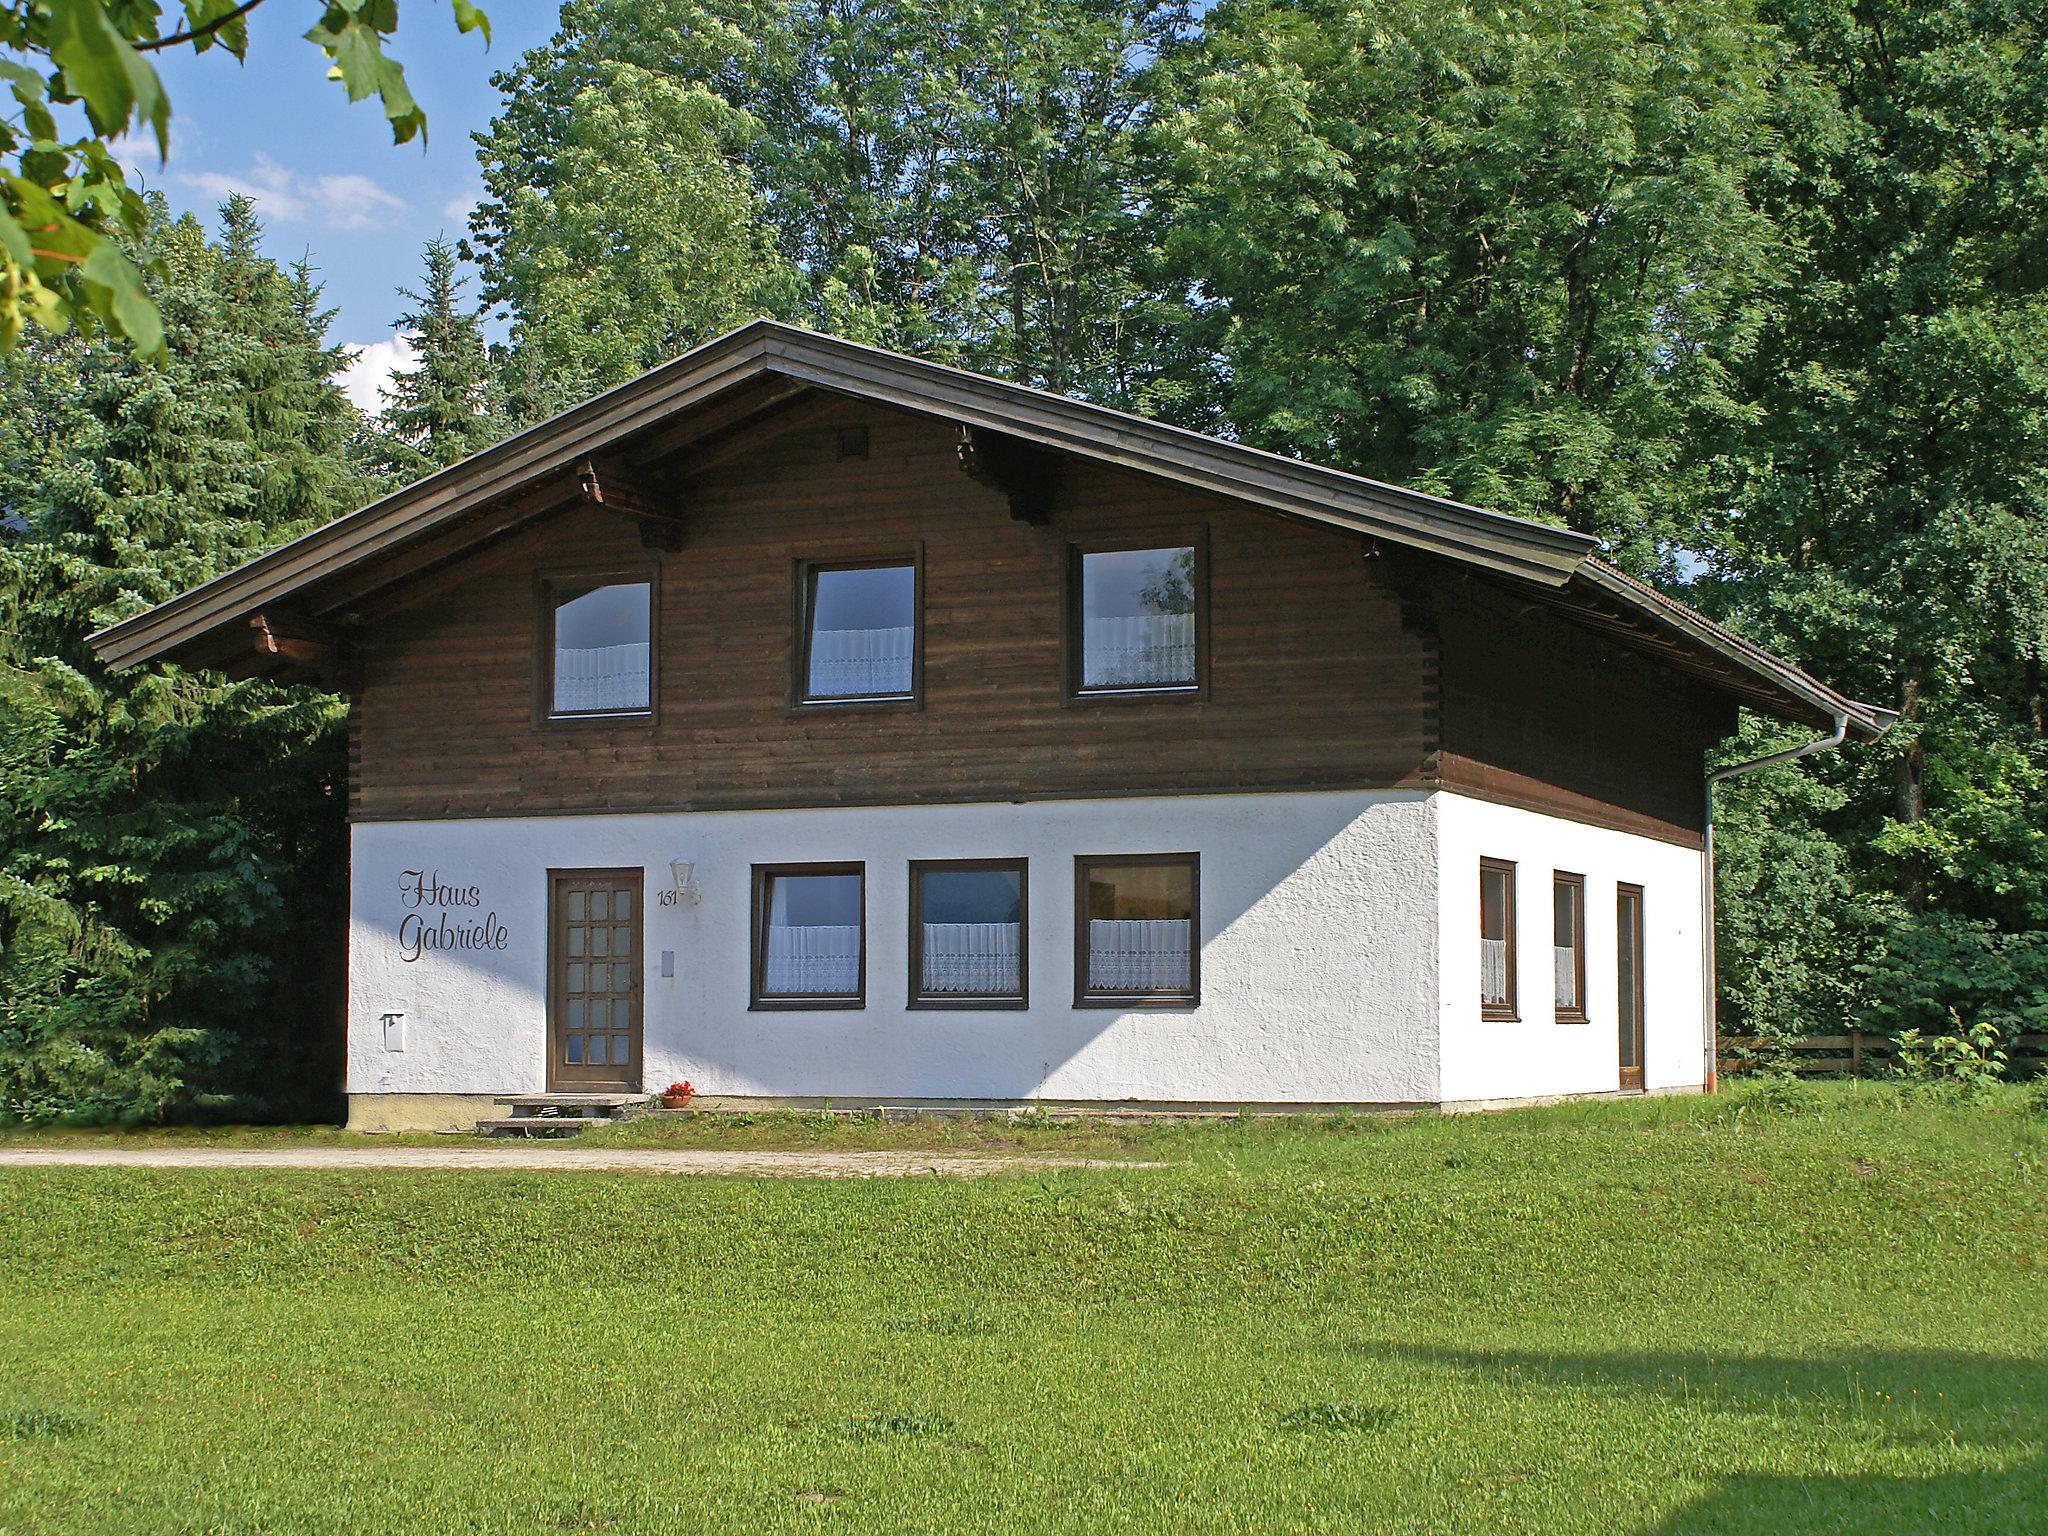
[1429,572,1731,844]
[349,401,1435,820]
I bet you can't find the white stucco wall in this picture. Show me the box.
[346,789,1443,1106]
[1432,793,1706,1104]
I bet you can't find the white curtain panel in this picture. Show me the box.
[1082,612,1194,688]
[1480,938,1509,1004]
[1087,919,1191,992]
[555,642,650,712]
[1554,945,1578,1007]
[921,922,1021,995]
[765,924,862,995]
[809,625,915,696]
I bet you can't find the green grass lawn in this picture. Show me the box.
[2,1085,2043,1534]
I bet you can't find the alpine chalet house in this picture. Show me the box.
[91,322,1890,1130]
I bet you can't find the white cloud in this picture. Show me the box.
[440,185,481,224]
[108,130,169,179]
[177,153,407,231]
[339,331,415,414]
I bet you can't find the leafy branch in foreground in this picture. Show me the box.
[0,0,489,355]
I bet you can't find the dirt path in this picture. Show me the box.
[0,1145,1157,1178]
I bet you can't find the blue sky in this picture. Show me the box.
[123,1,564,408]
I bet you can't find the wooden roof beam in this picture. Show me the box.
[576,458,684,551]
[249,611,355,685]
[955,424,1056,524]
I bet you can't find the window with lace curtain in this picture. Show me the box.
[797,558,919,703]
[1480,858,1517,1020]
[751,864,865,1008]
[909,860,1027,1007]
[1070,540,1203,695]
[1075,854,1199,1007]
[1553,871,1587,1022]
[545,577,652,719]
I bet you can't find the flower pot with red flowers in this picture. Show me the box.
[660,1081,694,1110]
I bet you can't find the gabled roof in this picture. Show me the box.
[87,318,1891,740]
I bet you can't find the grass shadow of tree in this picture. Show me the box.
[1359,1343,2044,1534]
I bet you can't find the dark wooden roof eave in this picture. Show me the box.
[1562,561,1893,741]
[87,320,1596,673]
[81,319,1888,742]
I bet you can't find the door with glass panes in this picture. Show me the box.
[548,869,643,1090]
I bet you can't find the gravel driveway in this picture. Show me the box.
[0,1145,1155,1178]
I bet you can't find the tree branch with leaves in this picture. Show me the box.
[0,0,488,356]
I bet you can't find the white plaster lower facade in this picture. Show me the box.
[344,788,1707,1123]
[1433,795,1706,1105]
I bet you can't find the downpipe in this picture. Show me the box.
[1701,712,1850,1091]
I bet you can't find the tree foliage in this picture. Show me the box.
[468,0,1192,407]
[1156,0,1791,570]
[1707,0,2048,1043]
[0,0,488,356]
[0,198,352,1121]
[372,237,500,477]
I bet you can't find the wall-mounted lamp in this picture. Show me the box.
[380,1011,406,1052]
[669,860,702,904]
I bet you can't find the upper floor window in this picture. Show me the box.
[1480,858,1517,1020]
[752,864,865,1007]
[1553,871,1587,1022]
[549,579,652,717]
[1076,853,1199,1006]
[799,559,919,703]
[910,859,1027,1007]
[1072,541,1201,694]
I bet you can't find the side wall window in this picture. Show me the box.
[1075,854,1199,1006]
[1553,871,1587,1022]
[752,864,866,1007]
[1480,858,1517,1019]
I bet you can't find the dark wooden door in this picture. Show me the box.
[1617,883,1645,1091]
[549,869,643,1091]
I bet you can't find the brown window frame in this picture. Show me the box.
[1553,870,1588,1023]
[749,862,867,1010]
[791,551,924,710]
[1073,852,1201,1009]
[907,858,1029,1010]
[1064,530,1209,702]
[1480,857,1518,1021]
[536,565,660,727]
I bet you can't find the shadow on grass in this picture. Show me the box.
[1361,1344,2044,1534]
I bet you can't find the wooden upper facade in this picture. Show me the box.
[91,321,1890,848]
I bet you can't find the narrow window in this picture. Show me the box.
[799,560,918,702]
[752,864,865,1007]
[1480,858,1517,1020]
[1073,543,1199,692]
[910,860,1027,1007]
[1075,854,1198,1006]
[1553,872,1587,1021]
[549,580,651,716]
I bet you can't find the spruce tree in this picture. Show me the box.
[375,239,503,477]
[0,200,358,1122]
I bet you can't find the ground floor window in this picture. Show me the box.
[909,859,1027,1007]
[1553,871,1586,1022]
[752,864,865,1007]
[1480,858,1517,1019]
[1075,853,1199,1006]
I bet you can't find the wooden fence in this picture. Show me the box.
[1721,1030,2048,1079]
